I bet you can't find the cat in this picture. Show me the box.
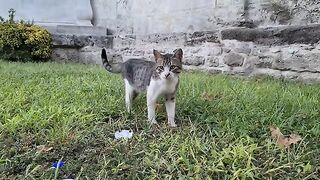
[101,48,183,127]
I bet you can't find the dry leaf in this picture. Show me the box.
[270,127,282,139]
[156,103,164,112]
[288,134,302,145]
[68,132,76,141]
[36,145,53,153]
[269,126,302,148]
[201,92,214,101]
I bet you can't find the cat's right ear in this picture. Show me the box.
[153,49,162,62]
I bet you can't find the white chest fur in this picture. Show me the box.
[148,77,179,97]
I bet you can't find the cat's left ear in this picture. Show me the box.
[173,48,183,61]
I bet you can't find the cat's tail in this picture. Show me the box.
[101,48,122,73]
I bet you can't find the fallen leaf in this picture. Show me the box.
[68,132,76,141]
[156,103,164,112]
[201,92,214,101]
[270,127,283,139]
[36,145,53,153]
[288,134,302,145]
[269,126,301,148]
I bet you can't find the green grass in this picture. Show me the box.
[0,60,319,179]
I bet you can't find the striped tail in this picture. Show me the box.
[101,48,123,73]
[101,48,113,72]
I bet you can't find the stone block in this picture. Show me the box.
[143,32,186,44]
[298,72,320,83]
[133,50,145,56]
[52,34,109,48]
[243,56,258,73]
[52,48,80,63]
[251,46,270,56]
[185,31,220,45]
[223,47,231,53]
[270,47,281,53]
[221,24,320,45]
[53,25,107,36]
[206,56,219,67]
[79,50,101,64]
[191,48,201,54]
[272,51,320,73]
[223,53,244,67]
[184,56,205,66]
[208,47,223,56]
[205,69,223,74]
[255,54,280,68]
[234,45,252,55]
[113,35,136,48]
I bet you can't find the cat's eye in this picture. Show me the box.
[170,65,177,70]
[157,66,164,71]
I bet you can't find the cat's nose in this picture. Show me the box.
[165,73,170,78]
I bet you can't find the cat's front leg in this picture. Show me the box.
[147,94,158,125]
[165,96,176,127]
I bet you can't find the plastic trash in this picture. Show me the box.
[52,161,64,168]
[114,130,133,139]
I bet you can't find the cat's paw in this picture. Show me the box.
[149,119,158,125]
[169,122,177,128]
[151,121,158,125]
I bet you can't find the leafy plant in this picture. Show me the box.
[0,9,52,62]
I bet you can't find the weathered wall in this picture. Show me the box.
[108,24,320,83]
[2,0,319,34]
[1,0,320,82]
[90,0,320,35]
[52,24,320,83]
[91,0,245,34]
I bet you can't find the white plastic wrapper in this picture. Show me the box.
[114,130,133,139]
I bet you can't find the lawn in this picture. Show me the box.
[0,60,319,179]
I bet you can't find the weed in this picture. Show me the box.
[0,61,319,179]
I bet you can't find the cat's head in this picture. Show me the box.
[153,48,183,80]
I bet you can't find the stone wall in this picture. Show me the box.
[2,0,320,82]
[55,24,320,83]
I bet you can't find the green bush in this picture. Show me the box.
[0,9,52,62]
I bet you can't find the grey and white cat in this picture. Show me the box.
[101,48,183,127]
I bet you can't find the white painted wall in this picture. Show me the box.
[0,0,92,26]
[2,0,317,35]
[91,0,133,33]
[0,0,246,34]
[91,0,245,34]
[131,0,216,34]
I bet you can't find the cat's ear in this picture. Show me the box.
[153,49,162,62]
[173,48,183,61]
